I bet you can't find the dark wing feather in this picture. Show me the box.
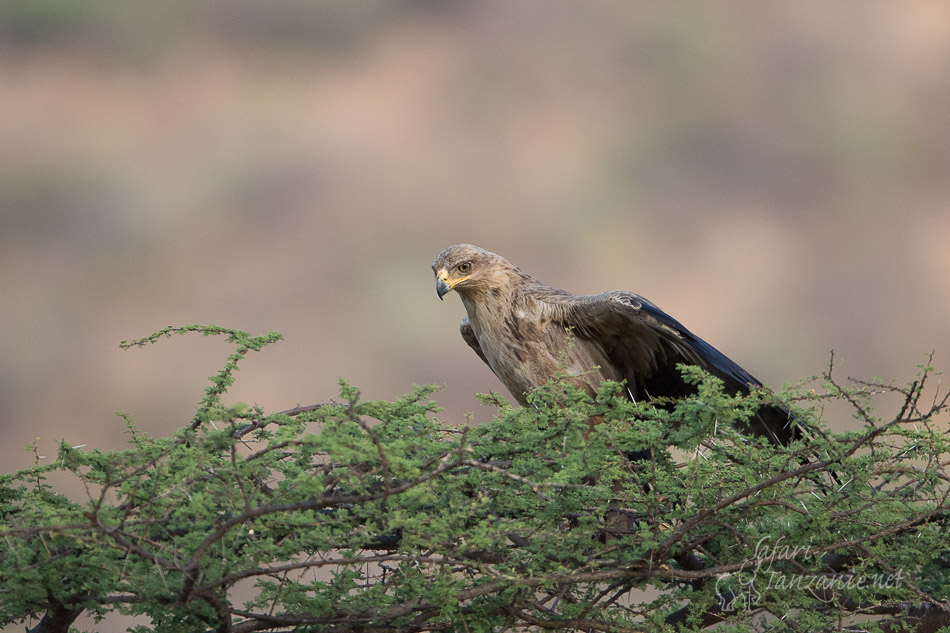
[550,291,796,445]
[459,316,489,366]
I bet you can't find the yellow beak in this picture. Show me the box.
[435,269,451,300]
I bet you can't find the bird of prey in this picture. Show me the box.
[432,243,796,446]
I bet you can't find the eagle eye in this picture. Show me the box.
[457,262,472,274]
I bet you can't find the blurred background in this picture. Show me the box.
[2,2,949,630]
[2,1,949,471]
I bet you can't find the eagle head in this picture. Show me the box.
[431,244,511,300]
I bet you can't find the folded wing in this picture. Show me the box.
[548,290,796,446]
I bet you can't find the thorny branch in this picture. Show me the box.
[6,359,950,633]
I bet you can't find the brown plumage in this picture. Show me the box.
[431,243,796,446]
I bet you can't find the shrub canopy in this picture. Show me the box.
[2,326,949,633]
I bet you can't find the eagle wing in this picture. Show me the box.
[459,316,489,366]
[546,290,795,445]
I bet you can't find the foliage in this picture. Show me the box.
[2,326,949,633]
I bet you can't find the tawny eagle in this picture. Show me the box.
[432,243,796,446]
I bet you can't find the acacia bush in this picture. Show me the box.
[2,325,949,633]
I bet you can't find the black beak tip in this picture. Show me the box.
[436,279,450,300]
